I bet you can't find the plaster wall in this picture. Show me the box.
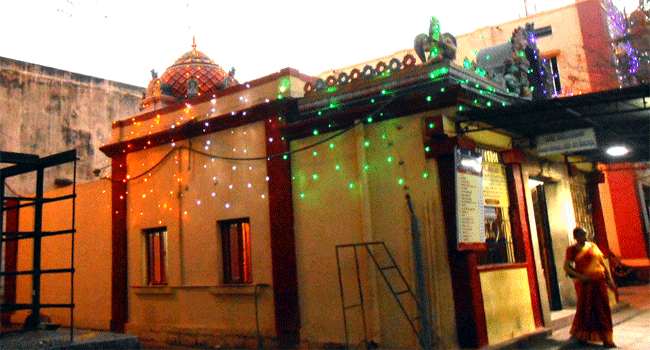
[123,120,276,338]
[0,57,143,195]
[291,114,456,348]
[607,168,650,263]
[454,1,606,96]
[12,179,112,330]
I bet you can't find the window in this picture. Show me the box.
[219,218,252,284]
[144,227,167,285]
[479,149,517,265]
[549,57,562,95]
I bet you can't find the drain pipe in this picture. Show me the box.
[406,194,433,349]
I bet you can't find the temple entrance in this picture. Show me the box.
[530,181,563,311]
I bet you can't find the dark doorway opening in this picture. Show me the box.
[531,182,563,311]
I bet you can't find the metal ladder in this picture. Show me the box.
[336,241,426,349]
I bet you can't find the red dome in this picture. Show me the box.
[159,39,236,99]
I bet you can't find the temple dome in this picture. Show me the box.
[159,37,237,100]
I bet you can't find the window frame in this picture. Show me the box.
[143,227,168,286]
[218,218,252,284]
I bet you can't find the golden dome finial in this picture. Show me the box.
[192,36,197,55]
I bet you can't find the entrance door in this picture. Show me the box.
[531,184,563,311]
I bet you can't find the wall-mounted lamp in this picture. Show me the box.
[606,145,629,157]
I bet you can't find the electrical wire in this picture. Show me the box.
[102,96,399,183]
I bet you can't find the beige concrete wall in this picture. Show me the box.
[13,179,112,330]
[454,4,594,96]
[291,113,457,348]
[0,57,143,195]
[123,121,276,338]
[480,267,535,344]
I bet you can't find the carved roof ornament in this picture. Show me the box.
[413,16,457,65]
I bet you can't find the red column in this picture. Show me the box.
[428,136,488,348]
[501,149,544,328]
[265,114,300,346]
[587,171,610,254]
[110,155,128,333]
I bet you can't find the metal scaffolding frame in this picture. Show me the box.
[0,150,77,341]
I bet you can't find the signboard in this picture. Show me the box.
[483,162,509,207]
[455,147,485,246]
[536,128,597,156]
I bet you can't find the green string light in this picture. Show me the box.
[335,164,340,170]
[313,151,318,156]
[371,98,375,103]
[387,157,393,162]
[313,130,319,136]
[382,134,387,139]
[349,183,354,189]
[429,123,435,129]
[278,94,283,99]
[430,66,449,79]
[425,146,430,152]
[426,96,432,102]
[364,141,370,147]
[313,174,318,180]
[300,193,305,198]
[329,143,334,148]
[398,178,404,185]
[423,173,429,178]
[283,155,288,160]
[367,117,373,123]
[364,165,369,170]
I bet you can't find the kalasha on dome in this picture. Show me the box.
[140,37,237,111]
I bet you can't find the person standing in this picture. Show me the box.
[564,227,617,348]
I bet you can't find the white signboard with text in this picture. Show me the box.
[536,128,597,156]
[455,147,485,247]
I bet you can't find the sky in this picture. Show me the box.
[0,0,640,87]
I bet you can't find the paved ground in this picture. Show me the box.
[499,283,650,350]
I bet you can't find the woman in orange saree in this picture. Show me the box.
[564,227,616,348]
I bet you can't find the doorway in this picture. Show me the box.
[530,182,563,311]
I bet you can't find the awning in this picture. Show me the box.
[457,84,650,164]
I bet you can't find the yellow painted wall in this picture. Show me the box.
[13,179,112,330]
[291,113,457,348]
[124,120,276,338]
[480,267,535,345]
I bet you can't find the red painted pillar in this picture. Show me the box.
[587,171,610,255]
[110,155,128,333]
[1,199,19,327]
[265,112,300,347]
[501,149,544,328]
[428,136,488,348]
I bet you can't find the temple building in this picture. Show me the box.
[3,2,649,349]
